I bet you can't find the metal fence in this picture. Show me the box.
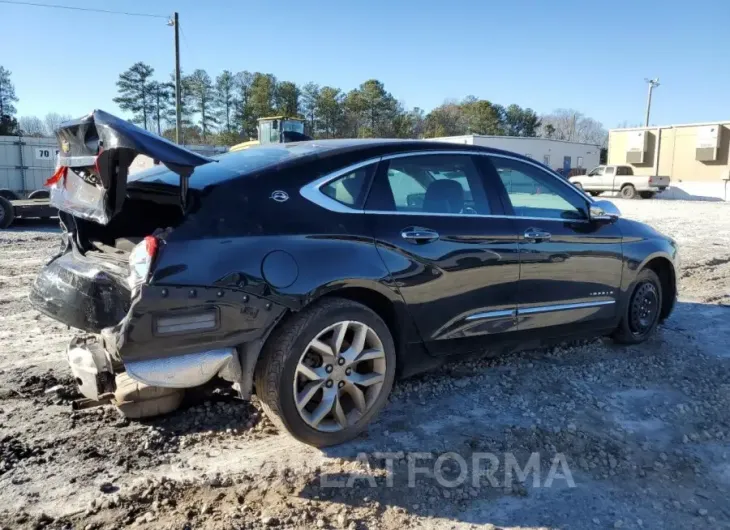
[0,135,58,198]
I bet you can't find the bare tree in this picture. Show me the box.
[19,116,46,137]
[43,113,72,136]
[540,109,608,147]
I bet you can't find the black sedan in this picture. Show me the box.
[31,111,678,446]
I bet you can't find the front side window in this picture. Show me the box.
[320,164,375,208]
[587,166,604,177]
[489,157,587,220]
[373,155,490,215]
[605,166,616,175]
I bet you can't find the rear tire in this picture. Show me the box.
[255,298,396,447]
[0,196,15,229]
[0,189,19,201]
[621,184,637,199]
[113,373,184,419]
[639,191,655,199]
[612,269,663,344]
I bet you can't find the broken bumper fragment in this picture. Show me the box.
[67,336,117,401]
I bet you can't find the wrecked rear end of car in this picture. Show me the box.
[29,110,287,406]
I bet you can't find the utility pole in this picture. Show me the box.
[167,12,182,144]
[644,78,660,127]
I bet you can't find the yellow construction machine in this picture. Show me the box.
[229,116,308,152]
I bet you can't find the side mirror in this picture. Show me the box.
[589,199,621,222]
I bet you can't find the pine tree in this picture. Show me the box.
[113,62,156,130]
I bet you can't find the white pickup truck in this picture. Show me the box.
[569,165,670,199]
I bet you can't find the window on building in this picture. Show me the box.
[577,156,584,168]
[543,155,551,166]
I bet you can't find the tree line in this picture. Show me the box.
[110,62,551,145]
[1,62,608,147]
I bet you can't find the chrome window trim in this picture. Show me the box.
[299,157,381,214]
[517,300,615,315]
[299,149,593,221]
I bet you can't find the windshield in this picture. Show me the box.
[282,120,305,134]
[129,143,325,188]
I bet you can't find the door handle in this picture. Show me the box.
[523,228,551,243]
[401,227,440,244]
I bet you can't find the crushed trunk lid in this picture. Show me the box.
[48,109,213,225]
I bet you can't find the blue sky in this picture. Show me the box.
[4,0,730,129]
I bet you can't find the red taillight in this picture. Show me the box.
[144,235,158,257]
[128,236,159,290]
[94,148,104,177]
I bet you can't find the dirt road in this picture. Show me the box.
[1,200,729,530]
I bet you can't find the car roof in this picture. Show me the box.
[269,138,535,161]
[129,138,540,190]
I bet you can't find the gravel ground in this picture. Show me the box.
[1,200,729,530]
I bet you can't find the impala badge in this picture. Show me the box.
[270,190,289,203]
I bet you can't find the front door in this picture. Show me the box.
[365,153,521,356]
[485,155,623,335]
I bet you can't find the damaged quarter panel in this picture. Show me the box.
[115,154,409,364]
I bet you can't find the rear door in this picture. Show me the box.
[484,155,623,335]
[365,152,521,357]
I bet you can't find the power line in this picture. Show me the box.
[178,22,196,66]
[0,0,168,18]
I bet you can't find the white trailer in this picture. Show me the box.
[431,135,601,175]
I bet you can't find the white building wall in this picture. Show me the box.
[431,135,601,173]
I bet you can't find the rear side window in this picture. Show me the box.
[320,164,375,208]
[368,154,490,215]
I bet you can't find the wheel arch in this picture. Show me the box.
[308,280,418,363]
[641,255,676,321]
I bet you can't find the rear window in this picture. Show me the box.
[129,143,327,189]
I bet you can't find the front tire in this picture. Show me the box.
[255,298,396,446]
[589,191,601,197]
[612,269,663,344]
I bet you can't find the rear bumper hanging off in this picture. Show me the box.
[123,348,241,389]
[67,337,116,401]
[67,335,245,401]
